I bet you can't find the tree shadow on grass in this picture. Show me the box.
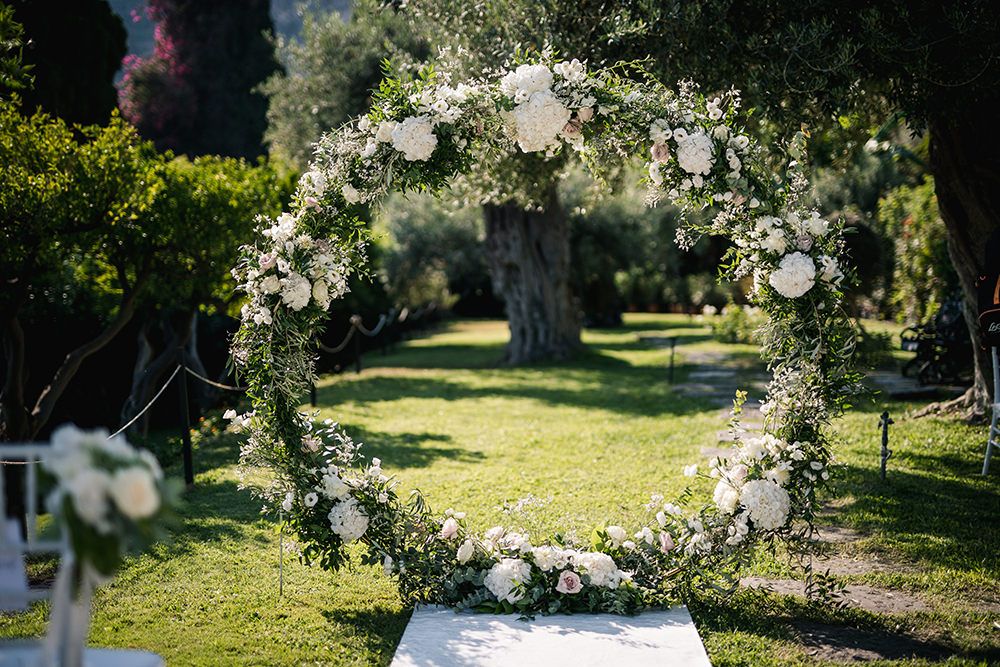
[689,589,976,662]
[831,463,1000,574]
[320,605,411,666]
[315,371,715,418]
[341,426,484,469]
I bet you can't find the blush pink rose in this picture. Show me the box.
[555,569,582,594]
[577,107,594,122]
[259,252,277,270]
[659,531,675,554]
[729,463,748,485]
[440,517,460,540]
[561,119,583,139]
[651,142,671,163]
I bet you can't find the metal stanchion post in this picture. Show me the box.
[354,330,362,374]
[879,410,893,481]
[177,349,195,488]
[668,337,677,384]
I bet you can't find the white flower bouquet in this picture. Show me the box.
[44,425,180,579]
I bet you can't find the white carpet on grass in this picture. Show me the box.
[391,605,712,667]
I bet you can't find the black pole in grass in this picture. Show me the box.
[668,337,677,384]
[177,348,195,488]
[354,330,363,374]
[879,410,894,481]
[310,383,317,407]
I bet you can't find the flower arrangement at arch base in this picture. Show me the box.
[227,50,862,616]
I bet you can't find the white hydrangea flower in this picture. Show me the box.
[484,558,532,603]
[574,552,623,589]
[510,90,571,152]
[279,272,312,311]
[739,479,791,531]
[328,497,369,542]
[391,116,438,161]
[321,472,351,500]
[768,252,816,299]
[675,130,715,175]
[499,63,554,98]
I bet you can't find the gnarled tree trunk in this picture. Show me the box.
[484,187,581,364]
[926,109,1000,421]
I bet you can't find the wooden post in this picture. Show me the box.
[177,351,194,488]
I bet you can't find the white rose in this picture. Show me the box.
[375,121,397,143]
[457,539,475,564]
[304,492,319,508]
[281,492,294,513]
[818,255,844,285]
[109,467,160,520]
[760,228,787,254]
[605,525,627,547]
[259,275,280,294]
[342,184,361,204]
[312,280,329,308]
[713,480,740,515]
[68,469,112,529]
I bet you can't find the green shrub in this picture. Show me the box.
[711,302,765,344]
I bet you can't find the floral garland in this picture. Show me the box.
[228,52,860,615]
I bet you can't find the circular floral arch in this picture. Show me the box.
[229,53,859,615]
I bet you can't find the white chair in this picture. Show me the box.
[0,443,65,611]
[986,348,999,475]
[0,444,164,667]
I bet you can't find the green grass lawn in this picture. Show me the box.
[2,314,998,665]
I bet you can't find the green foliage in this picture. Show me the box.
[877,177,957,324]
[711,303,765,345]
[0,100,163,315]
[0,2,30,95]
[375,193,486,307]
[141,154,289,313]
[261,1,428,167]
[853,322,895,370]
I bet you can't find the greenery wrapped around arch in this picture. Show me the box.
[228,52,860,616]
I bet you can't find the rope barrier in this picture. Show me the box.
[184,366,245,392]
[356,313,387,337]
[108,365,182,439]
[317,325,356,354]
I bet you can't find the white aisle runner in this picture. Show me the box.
[391,606,712,667]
